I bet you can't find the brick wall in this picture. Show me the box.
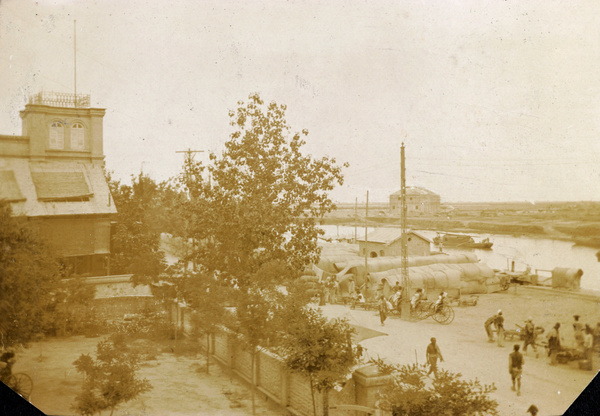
[258,350,283,401]
[209,327,390,416]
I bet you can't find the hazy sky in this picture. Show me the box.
[1,0,599,203]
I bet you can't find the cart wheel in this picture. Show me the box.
[5,373,33,400]
[433,305,455,325]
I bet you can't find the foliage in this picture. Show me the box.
[108,310,175,341]
[0,201,60,348]
[374,362,498,416]
[106,172,167,285]
[44,275,97,336]
[72,335,152,416]
[233,286,284,415]
[177,93,346,289]
[280,300,357,416]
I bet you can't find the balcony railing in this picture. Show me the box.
[29,91,91,108]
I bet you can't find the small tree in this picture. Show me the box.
[234,287,281,416]
[72,335,152,416]
[185,269,230,374]
[106,172,167,285]
[281,303,358,416]
[374,362,498,416]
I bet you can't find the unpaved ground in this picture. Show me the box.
[12,336,284,416]
[321,287,600,416]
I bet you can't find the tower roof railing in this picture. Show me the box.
[29,91,91,108]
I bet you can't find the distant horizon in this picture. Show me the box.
[2,1,599,203]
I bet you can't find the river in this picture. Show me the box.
[319,225,600,292]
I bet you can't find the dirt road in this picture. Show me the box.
[12,336,283,416]
[321,288,600,416]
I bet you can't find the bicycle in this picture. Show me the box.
[1,352,33,401]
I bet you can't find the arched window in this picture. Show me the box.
[49,122,64,149]
[71,122,85,150]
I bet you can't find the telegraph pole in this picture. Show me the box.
[364,191,369,277]
[400,143,411,319]
[354,197,358,242]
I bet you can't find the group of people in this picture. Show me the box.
[546,315,599,366]
[484,309,506,346]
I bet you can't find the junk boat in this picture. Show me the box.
[433,233,493,249]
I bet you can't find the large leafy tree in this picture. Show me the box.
[189,93,347,288]
[0,201,60,348]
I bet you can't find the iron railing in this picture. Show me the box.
[29,91,91,108]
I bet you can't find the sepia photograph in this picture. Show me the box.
[1,1,599,415]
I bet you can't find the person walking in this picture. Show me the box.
[509,344,524,396]
[426,337,444,378]
[496,310,505,347]
[547,322,561,365]
[485,312,499,343]
[522,317,538,357]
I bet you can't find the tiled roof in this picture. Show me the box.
[31,171,92,201]
[356,228,432,244]
[0,170,25,202]
[0,159,116,217]
[390,186,438,197]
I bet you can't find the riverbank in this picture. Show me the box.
[322,210,600,248]
[320,286,600,416]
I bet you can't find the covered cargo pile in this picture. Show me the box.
[551,268,583,290]
[369,262,497,298]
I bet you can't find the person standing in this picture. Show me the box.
[496,310,505,347]
[583,324,594,365]
[485,312,499,343]
[509,344,524,396]
[426,337,444,377]
[547,323,561,365]
[378,294,388,326]
[573,315,584,350]
[522,317,538,357]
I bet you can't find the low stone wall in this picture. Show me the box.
[210,328,391,416]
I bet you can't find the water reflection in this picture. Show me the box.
[319,225,600,291]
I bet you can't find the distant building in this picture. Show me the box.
[0,92,116,276]
[389,186,441,215]
[356,228,432,257]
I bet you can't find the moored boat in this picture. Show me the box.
[433,233,493,249]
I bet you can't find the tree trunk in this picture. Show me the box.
[322,388,329,416]
[251,349,256,416]
[309,375,317,416]
[206,333,210,374]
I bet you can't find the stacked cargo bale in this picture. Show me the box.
[369,262,496,299]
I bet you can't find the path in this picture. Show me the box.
[321,288,600,416]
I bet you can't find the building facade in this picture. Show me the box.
[0,92,117,276]
[356,228,432,257]
[389,186,441,215]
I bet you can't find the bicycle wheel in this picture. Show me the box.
[6,373,33,400]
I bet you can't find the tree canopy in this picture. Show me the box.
[107,172,167,285]
[179,93,346,288]
[0,201,60,348]
[281,301,357,416]
[374,362,498,416]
